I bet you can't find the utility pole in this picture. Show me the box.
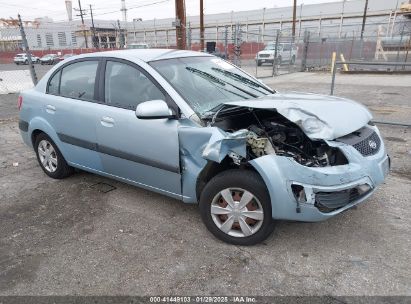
[17,14,37,85]
[120,0,128,46]
[339,0,346,38]
[360,0,369,40]
[298,3,303,39]
[292,0,297,38]
[89,4,98,49]
[117,20,125,48]
[200,0,204,51]
[75,0,88,48]
[175,0,186,49]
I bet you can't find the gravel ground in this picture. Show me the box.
[0,64,410,296]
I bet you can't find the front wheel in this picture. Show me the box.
[34,133,73,179]
[277,56,282,65]
[199,170,275,245]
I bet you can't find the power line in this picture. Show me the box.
[0,2,62,12]
[91,0,170,17]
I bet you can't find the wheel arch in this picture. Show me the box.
[195,157,265,202]
[28,118,68,160]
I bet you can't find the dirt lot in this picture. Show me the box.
[0,66,410,296]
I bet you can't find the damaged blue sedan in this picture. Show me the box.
[18,49,390,245]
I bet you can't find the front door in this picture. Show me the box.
[95,59,181,198]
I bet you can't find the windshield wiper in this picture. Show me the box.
[202,104,244,125]
[185,67,249,100]
[185,67,258,98]
[211,67,274,94]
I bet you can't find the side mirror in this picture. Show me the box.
[135,100,174,119]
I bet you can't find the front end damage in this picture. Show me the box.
[179,94,389,222]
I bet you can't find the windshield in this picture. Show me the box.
[149,56,274,116]
[264,44,276,50]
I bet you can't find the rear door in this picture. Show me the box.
[95,58,181,198]
[44,58,103,170]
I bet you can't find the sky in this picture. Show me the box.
[1,0,342,22]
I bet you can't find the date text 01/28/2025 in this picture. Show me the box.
[149,296,257,303]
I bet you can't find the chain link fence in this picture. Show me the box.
[1,14,411,94]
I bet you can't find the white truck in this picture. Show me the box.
[256,42,297,66]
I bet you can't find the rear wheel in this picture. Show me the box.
[199,170,275,245]
[34,133,73,179]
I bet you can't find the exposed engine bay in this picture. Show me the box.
[205,106,348,167]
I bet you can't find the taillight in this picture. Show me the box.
[17,96,23,110]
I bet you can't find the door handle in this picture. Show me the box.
[46,105,56,114]
[101,116,115,127]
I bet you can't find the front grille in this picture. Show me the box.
[336,126,381,157]
[315,188,367,213]
[258,54,271,58]
[352,131,381,156]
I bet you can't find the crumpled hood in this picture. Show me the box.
[223,92,373,140]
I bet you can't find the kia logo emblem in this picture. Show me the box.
[368,140,377,149]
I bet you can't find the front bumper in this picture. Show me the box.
[249,127,389,222]
[256,58,274,64]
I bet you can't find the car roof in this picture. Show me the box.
[72,49,212,63]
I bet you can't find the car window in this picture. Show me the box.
[104,61,165,110]
[47,70,61,95]
[60,61,98,100]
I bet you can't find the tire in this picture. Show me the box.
[34,133,73,179]
[15,62,19,65]
[257,60,262,67]
[24,60,28,65]
[277,56,282,65]
[199,169,275,245]
[41,62,44,65]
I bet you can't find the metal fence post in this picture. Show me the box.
[330,60,338,95]
[232,23,242,67]
[224,25,228,60]
[395,22,405,71]
[187,22,192,50]
[18,14,38,85]
[301,30,310,72]
[272,30,280,77]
